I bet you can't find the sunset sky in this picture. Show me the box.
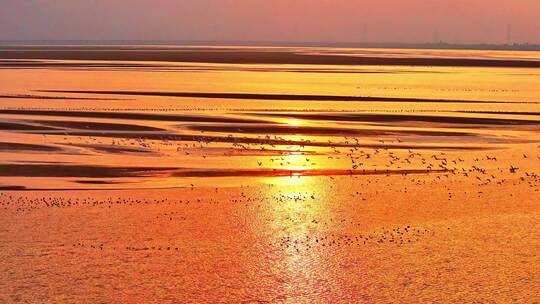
[1,0,538,44]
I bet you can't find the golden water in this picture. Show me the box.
[1,47,539,302]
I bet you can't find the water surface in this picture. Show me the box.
[1,46,539,303]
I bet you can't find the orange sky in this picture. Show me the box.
[1,0,539,43]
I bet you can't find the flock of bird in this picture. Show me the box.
[1,139,538,255]
[274,226,437,252]
[55,225,438,254]
[1,106,540,257]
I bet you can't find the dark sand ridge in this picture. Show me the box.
[0,109,271,124]
[0,164,449,179]
[30,120,165,132]
[67,143,157,155]
[250,112,540,126]
[74,180,130,185]
[18,130,492,150]
[3,48,540,67]
[7,117,491,140]
[38,90,540,104]
[0,120,164,132]
[0,61,169,68]
[185,124,478,137]
[0,186,26,190]
[13,161,73,164]
[169,168,451,178]
[0,142,63,152]
[0,60,443,74]
[0,121,60,131]
[456,111,540,116]
[0,94,127,101]
[0,164,175,178]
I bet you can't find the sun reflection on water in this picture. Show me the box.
[261,174,337,298]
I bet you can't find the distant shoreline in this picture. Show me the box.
[1,40,540,51]
[1,46,540,68]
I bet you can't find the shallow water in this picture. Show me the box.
[1,46,539,303]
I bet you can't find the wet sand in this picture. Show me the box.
[1,46,539,303]
[0,142,63,152]
[39,89,539,104]
[0,163,449,180]
[253,112,540,125]
[0,109,272,124]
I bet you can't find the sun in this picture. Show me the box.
[286,118,303,127]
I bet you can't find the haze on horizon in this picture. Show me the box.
[0,0,539,44]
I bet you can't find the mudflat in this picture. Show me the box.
[1,46,539,303]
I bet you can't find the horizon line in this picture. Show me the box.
[1,39,540,51]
